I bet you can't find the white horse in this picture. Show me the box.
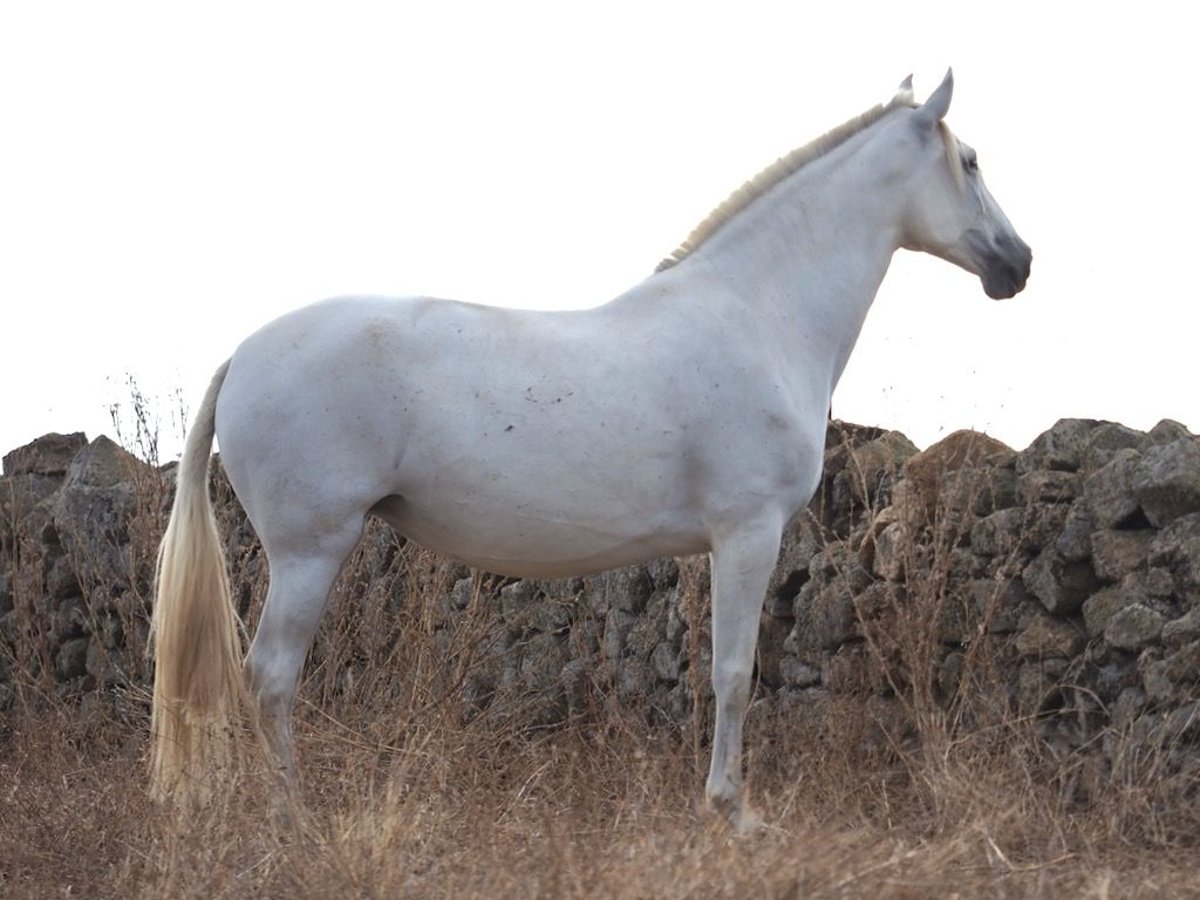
[150,71,1031,827]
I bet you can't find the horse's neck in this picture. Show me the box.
[688,137,903,397]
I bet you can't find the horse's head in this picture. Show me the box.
[895,70,1032,300]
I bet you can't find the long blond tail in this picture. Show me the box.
[149,359,244,803]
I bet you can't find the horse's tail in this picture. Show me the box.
[149,359,245,803]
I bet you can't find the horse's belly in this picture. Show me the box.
[370,492,708,579]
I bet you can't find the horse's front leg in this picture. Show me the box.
[705,516,783,831]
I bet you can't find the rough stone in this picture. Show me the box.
[1148,513,1200,592]
[1083,449,1144,529]
[1082,584,1138,639]
[1015,615,1084,659]
[650,641,680,683]
[1140,641,1200,704]
[1162,608,1200,648]
[1091,652,1140,702]
[1131,438,1200,527]
[839,430,920,508]
[1104,604,1166,651]
[1018,660,1065,713]
[767,514,823,611]
[1113,686,1149,729]
[823,644,874,695]
[1090,529,1153,582]
[900,430,1014,524]
[871,520,908,581]
[2,432,88,478]
[779,656,822,688]
[1081,423,1147,472]
[52,437,146,592]
[1147,419,1194,445]
[941,466,1018,519]
[586,566,653,616]
[1018,470,1080,505]
[55,636,89,681]
[796,580,858,651]
[602,608,636,660]
[1016,419,1102,474]
[1023,546,1101,616]
[1053,502,1094,562]
[1021,504,1073,555]
[970,577,1033,633]
[970,507,1024,557]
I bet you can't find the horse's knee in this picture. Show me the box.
[712,659,753,708]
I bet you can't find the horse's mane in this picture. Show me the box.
[655,85,919,273]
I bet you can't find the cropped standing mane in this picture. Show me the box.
[656,87,917,272]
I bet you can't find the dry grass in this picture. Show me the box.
[3,685,1196,898]
[2,416,1198,897]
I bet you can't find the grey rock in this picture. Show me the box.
[1016,419,1103,474]
[55,637,89,681]
[1023,546,1101,615]
[970,577,1033,633]
[1082,584,1138,639]
[1148,513,1200,591]
[1017,470,1080,505]
[2,432,88,478]
[767,513,823,607]
[1015,615,1084,659]
[1091,529,1153,582]
[970,507,1024,557]
[872,520,908,581]
[1054,502,1094,562]
[822,644,874,695]
[1131,438,1200,527]
[837,429,920,508]
[1113,686,1148,729]
[1083,449,1144,528]
[1017,660,1065,713]
[602,608,636,660]
[650,641,680,682]
[52,437,146,592]
[779,656,822,688]
[586,566,653,616]
[1140,641,1200,704]
[797,580,858,651]
[1147,419,1194,445]
[1162,608,1200,648]
[1021,504,1073,555]
[898,430,1014,526]
[1105,604,1166,651]
[1081,423,1147,472]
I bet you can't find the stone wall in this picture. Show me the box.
[3,419,1198,787]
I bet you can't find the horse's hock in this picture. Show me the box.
[3,417,1200,789]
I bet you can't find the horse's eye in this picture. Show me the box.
[964,153,979,173]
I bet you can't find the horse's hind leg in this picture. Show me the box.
[244,519,364,789]
[705,517,783,831]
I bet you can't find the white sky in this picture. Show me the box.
[1,2,1195,460]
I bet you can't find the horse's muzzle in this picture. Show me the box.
[980,234,1033,300]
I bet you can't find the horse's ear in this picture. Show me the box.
[914,68,953,128]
